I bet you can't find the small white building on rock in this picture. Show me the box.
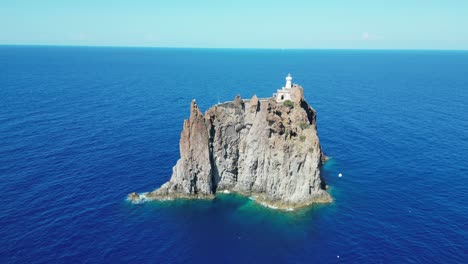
[274,74,294,103]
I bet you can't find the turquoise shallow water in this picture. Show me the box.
[0,46,467,263]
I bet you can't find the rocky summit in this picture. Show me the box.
[129,84,332,210]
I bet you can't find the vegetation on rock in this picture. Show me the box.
[283,100,294,108]
[299,121,310,129]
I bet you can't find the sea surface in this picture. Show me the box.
[0,46,467,263]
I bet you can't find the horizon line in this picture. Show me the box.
[1,44,467,52]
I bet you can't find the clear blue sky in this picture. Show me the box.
[1,0,467,49]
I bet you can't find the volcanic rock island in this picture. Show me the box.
[128,74,332,210]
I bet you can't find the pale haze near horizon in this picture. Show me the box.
[1,0,467,50]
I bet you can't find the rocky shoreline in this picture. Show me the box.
[129,188,331,210]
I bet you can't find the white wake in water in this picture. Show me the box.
[127,192,150,204]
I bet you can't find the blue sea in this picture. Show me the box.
[0,46,467,263]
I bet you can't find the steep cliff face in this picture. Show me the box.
[147,100,215,199]
[130,86,332,209]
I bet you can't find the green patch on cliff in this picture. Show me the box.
[299,121,310,129]
[283,100,294,108]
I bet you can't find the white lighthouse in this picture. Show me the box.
[285,73,292,89]
[274,73,294,102]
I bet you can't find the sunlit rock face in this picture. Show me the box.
[130,85,331,210]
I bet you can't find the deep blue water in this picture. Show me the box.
[1,46,467,263]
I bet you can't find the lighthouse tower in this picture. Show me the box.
[285,73,292,89]
[274,73,294,102]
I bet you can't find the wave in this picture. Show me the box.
[126,192,150,204]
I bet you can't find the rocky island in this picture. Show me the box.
[129,74,332,210]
